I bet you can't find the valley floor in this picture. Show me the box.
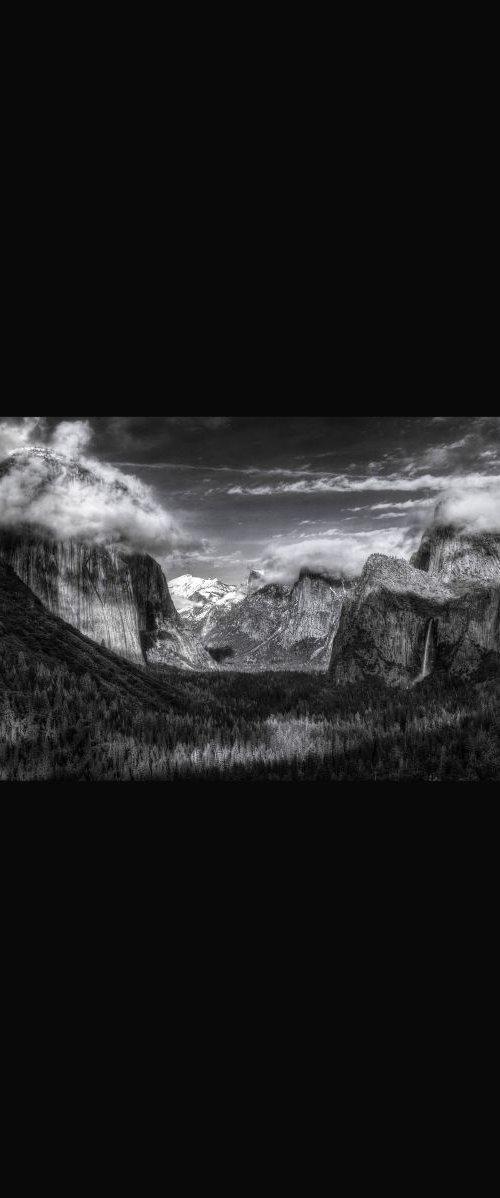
[1,655,499,782]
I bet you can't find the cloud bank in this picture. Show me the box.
[257,483,500,584]
[0,418,187,555]
[259,526,420,584]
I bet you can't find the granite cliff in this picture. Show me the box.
[0,448,214,671]
[202,571,349,670]
[411,524,500,583]
[330,527,500,685]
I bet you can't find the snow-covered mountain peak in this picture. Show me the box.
[170,574,226,602]
[10,445,56,460]
[2,444,99,488]
[169,574,247,625]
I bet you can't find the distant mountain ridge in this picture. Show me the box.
[169,574,247,638]
[191,572,350,671]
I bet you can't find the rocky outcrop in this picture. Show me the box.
[330,530,500,686]
[247,570,264,594]
[127,555,215,670]
[280,573,348,663]
[411,525,500,584]
[203,572,348,670]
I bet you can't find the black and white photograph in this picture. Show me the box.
[0,416,498,783]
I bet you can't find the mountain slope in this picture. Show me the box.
[0,559,184,711]
[0,559,224,781]
[0,449,214,671]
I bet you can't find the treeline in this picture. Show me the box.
[1,641,499,782]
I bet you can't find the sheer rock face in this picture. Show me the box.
[330,531,500,686]
[0,534,144,661]
[281,575,347,660]
[411,525,500,584]
[0,447,215,671]
[0,531,215,670]
[203,573,348,670]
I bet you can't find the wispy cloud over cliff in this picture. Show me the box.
[259,526,419,584]
[0,418,190,555]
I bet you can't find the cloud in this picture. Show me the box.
[0,416,91,460]
[346,498,435,513]
[258,482,500,584]
[0,419,191,556]
[51,420,93,459]
[227,471,500,496]
[435,484,500,533]
[259,526,419,584]
[0,417,47,459]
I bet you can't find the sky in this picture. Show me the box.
[0,416,499,583]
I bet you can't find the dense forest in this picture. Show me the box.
[1,561,498,782]
[1,649,499,782]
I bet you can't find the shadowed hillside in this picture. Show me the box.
[0,560,184,714]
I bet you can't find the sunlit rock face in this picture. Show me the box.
[0,534,144,661]
[281,574,348,663]
[0,532,216,670]
[330,529,500,686]
[0,449,215,671]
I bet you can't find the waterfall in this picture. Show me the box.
[422,622,431,680]
[421,619,434,679]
